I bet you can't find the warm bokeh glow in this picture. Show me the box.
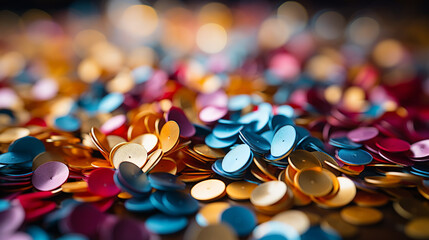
[196,23,228,54]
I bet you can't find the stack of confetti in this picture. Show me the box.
[0,0,429,239]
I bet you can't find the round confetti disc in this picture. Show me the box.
[148,172,186,191]
[295,169,333,197]
[321,213,358,239]
[32,161,69,191]
[410,139,429,159]
[270,125,296,158]
[340,206,383,225]
[130,133,158,153]
[162,191,199,215]
[250,181,287,207]
[222,144,252,173]
[0,152,33,165]
[347,127,379,142]
[226,181,258,201]
[405,217,429,239]
[87,168,120,197]
[145,214,188,235]
[191,179,226,201]
[376,138,410,153]
[9,136,46,159]
[110,142,147,169]
[221,206,257,237]
[314,177,356,208]
[159,121,180,153]
[167,107,196,138]
[272,210,310,234]
[337,149,373,166]
[142,149,164,173]
[288,150,322,171]
[118,161,151,193]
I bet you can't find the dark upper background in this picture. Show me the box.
[0,0,428,16]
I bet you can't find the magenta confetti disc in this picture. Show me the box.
[376,138,411,153]
[410,139,429,159]
[32,161,69,191]
[196,90,228,109]
[25,201,56,222]
[199,106,228,123]
[87,168,120,197]
[166,106,196,138]
[347,127,379,142]
[7,232,32,240]
[66,203,105,237]
[378,150,414,167]
[0,200,25,235]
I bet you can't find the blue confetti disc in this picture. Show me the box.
[125,197,156,212]
[222,144,252,173]
[0,152,33,165]
[0,199,10,212]
[205,133,237,149]
[149,191,174,215]
[252,221,300,240]
[55,115,81,132]
[228,94,252,111]
[239,110,270,133]
[162,191,199,215]
[261,131,275,143]
[148,172,186,191]
[337,149,373,165]
[26,226,50,240]
[212,159,245,180]
[113,172,148,198]
[221,206,257,236]
[9,136,45,159]
[98,92,124,113]
[213,123,243,139]
[270,125,296,158]
[118,162,151,193]
[145,214,188,235]
[239,130,271,154]
[270,115,294,132]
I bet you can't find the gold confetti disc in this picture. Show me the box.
[226,181,258,201]
[321,213,358,238]
[353,190,389,207]
[295,168,333,197]
[142,149,163,173]
[130,133,158,153]
[196,202,230,226]
[159,121,180,153]
[340,206,383,225]
[288,150,322,171]
[61,181,88,193]
[405,217,429,239]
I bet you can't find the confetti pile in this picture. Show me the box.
[0,1,429,240]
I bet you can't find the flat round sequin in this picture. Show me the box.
[337,149,373,166]
[272,210,310,234]
[110,142,147,169]
[148,172,185,191]
[32,161,69,191]
[87,168,120,197]
[295,169,333,197]
[191,179,226,201]
[226,181,258,201]
[222,144,252,173]
[159,121,180,153]
[270,125,296,158]
[376,138,410,153]
[221,206,257,236]
[145,214,188,234]
[347,127,379,142]
[340,206,383,225]
[251,181,287,207]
